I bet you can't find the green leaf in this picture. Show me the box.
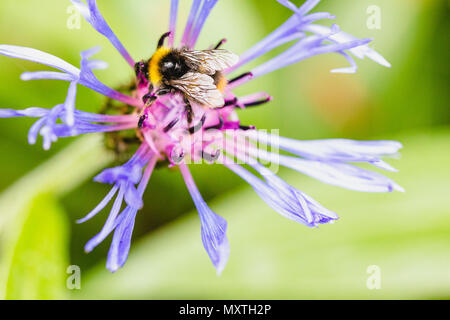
[4,194,69,300]
[78,129,450,300]
[0,135,112,233]
[0,134,112,299]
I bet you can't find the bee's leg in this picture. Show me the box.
[214,38,227,50]
[163,118,180,133]
[155,87,174,96]
[157,31,172,49]
[138,113,148,129]
[188,114,206,134]
[142,85,173,106]
[184,98,194,125]
[142,93,157,106]
[134,60,149,86]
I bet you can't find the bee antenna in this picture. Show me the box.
[157,32,172,48]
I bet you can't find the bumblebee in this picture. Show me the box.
[135,32,239,125]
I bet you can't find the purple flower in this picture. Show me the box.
[0,0,402,274]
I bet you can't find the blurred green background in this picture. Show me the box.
[0,0,449,300]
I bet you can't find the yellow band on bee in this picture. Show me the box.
[149,47,171,85]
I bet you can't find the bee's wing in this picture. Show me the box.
[181,49,239,75]
[170,72,224,108]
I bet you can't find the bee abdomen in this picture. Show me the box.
[213,71,227,93]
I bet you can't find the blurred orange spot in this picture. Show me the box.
[302,63,372,133]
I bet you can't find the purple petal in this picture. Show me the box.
[304,24,391,67]
[5,104,136,150]
[41,104,65,150]
[77,185,119,224]
[252,33,372,78]
[94,166,140,185]
[28,118,46,145]
[226,162,313,227]
[105,157,158,272]
[276,0,300,12]
[0,107,48,118]
[180,163,229,275]
[0,44,138,107]
[249,161,339,224]
[0,45,80,75]
[278,0,321,16]
[106,207,138,272]
[85,185,125,253]
[187,0,219,48]
[228,3,335,73]
[78,47,139,106]
[331,51,358,74]
[72,109,137,123]
[169,0,179,47]
[229,1,390,79]
[63,81,78,126]
[277,155,404,193]
[181,0,202,46]
[297,0,321,15]
[82,156,157,269]
[52,121,136,137]
[124,183,144,209]
[247,130,402,168]
[21,71,77,82]
[71,0,135,66]
[93,145,151,186]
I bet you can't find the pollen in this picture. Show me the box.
[149,46,171,85]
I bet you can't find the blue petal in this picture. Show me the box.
[247,130,402,167]
[226,163,313,227]
[186,0,219,48]
[169,0,180,46]
[84,185,125,253]
[21,71,77,82]
[180,164,230,275]
[70,0,135,66]
[106,207,138,272]
[182,0,202,45]
[0,45,80,75]
[199,204,229,275]
[277,155,404,193]
[77,185,119,224]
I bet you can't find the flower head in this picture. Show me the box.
[0,0,402,274]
